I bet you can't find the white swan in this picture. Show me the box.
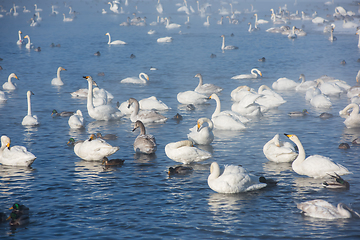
[34,4,42,12]
[310,93,332,108]
[165,140,212,164]
[108,1,119,13]
[63,13,73,22]
[139,96,170,110]
[272,77,299,91]
[105,32,126,45]
[209,93,248,130]
[194,73,223,95]
[208,162,267,193]
[187,118,214,145]
[230,85,255,101]
[68,110,85,129]
[157,37,173,43]
[203,15,210,26]
[254,13,268,24]
[127,98,167,123]
[177,90,209,105]
[0,135,36,166]
[263,134,298,163]
[285,134,351,178]
[220,35,238,50]
[165,17,181,29]
[35,12,42,21]
[51,67,66,86]
[356,31,360,48]
[256,85,286,111]
[231,68,262,79]
[231,93,262,117]
[297,200,360,219]
[30,18,39,27]
[288,26,297,39]
[132,120,157,154]
[3,73,19,90]
[120,73,149,84]
[71,134,119,161]
[316,79,345,96]
[339,103,360,128]
[23,6,31,13]
[295,74,317,91]
[22,91,40,126]
[156,0,163,14]
[83,76,124,121]
[24,35,32,49]
[16,30,23,45]
[0,90,6,101]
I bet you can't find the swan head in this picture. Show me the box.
[24,35,29,39]
[59,67,66,71]
[220,34,225,38]
[284,133,299,142]
[105,32,110,36]
[127,97,138,108]
[1,135,11,148]
[132,120,144,132]
[194,73,201,78]
[10,73,19,80]
[18,30,22,34]
[27,90,34,97]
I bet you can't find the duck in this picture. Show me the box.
[231,68,262,80]
[105,32,126,45]
[165,140,212,164]
[51,67,66,86]
[16,30,24,45]
[295,74,317,91]
[102,157,125,167]
[177,90,209,105]
[0,135,36,166]
[284,134,351,178]
[168,166,193,175]
[52,109,74,117]
[187,117,214,145]
[7,212,30,227]
[207,162,267,194]
[120,73,149,84]
[83,76,123,121]
[263,134,298,163]
[323,172,350,189]
[339,103,360,128]
[127,98,167,123]
[2,73,19,90]
[272,77,299,90]
[132,120,157,154]
[220,35,238,50]
[194,73,223,95]
[68,110,84,129]
[96,132,117,140]
[209,93,248,130]
[22,91,39,126]
[69,134,119,161]
[9,203,29,214]
[288,109,309,117]
[297,200,360,219]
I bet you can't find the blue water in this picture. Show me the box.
[1,0,360,238]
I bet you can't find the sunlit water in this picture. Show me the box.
[1,0,360,238]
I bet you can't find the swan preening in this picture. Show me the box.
[285,134,351,178]
[51,67,66,86]
[231,68,262,79]
[207,162,267,193]
[68,110,85,129]
[165,140,212,164]
[22,91,40,126]
[220,35,238,50]
[0,135,36,166]
[83,76,124,121]
[105,32,127,45]
[339,103,360,128]
[263,134,298,163]
[70,134,119,161]
[187,117,214,145]
[132,120,157,154]
[297,200,360,219]
[120,73,149,84]
[3,73,19,90]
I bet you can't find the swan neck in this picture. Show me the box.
[57,68,62,79]
[27,92,32,116]
[208,163,221,180]
[87,79,94,110]
[206,118,214,130]
[212,95,221,117]
[221,36,225,49]
[139,122,146,135]
[107,34,111,44]
[344,104,359,116]
[292,137,306,167]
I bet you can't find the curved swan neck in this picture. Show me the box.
[107,34,111,44]
[290,136,306,167]
[343,103,359,116]
[139,73,147,82]
[337,203,351,218]
[195,74,203,88]
[203,118,213,130]
[27,91,32,116]
[129,98,140,117]
[258,85,270,93]
[136,121,146,135]
[209,162,221,180]
[211,94,221,117]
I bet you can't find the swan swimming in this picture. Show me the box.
[187,117,214,145]
[231,68,262,79]
[16,30,24,45]
[207,162,267,193]
[127,98,167,123]
[339,103,360,128]
[297,200,360,219]
[285,134,351,178]
[272,77,299,91]
[263,134,298,163]
[24,35,32,49]
[22,91,40,126]
[220,35,238,50]
[51,67,66,86]
[132,120,157,154]
[68,110,85,129]
[0,135,36,166]
[2,73,19,90]
[120,73,149,84]
[165,140,212,164]
[105,32,126,45]
[83,76,124,121]
[194,73,223,95]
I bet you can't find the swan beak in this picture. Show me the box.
[6,143,10,148]
[356,32,359,35]
[197,123,201,132]
[89,134,96,141]
[284,133,292,138]
[259,72,263,77]
[62,68,66,71]
[132,127,137,132]
[146,76,149,81]
[83,76,88,79]
[14,75,19,80]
